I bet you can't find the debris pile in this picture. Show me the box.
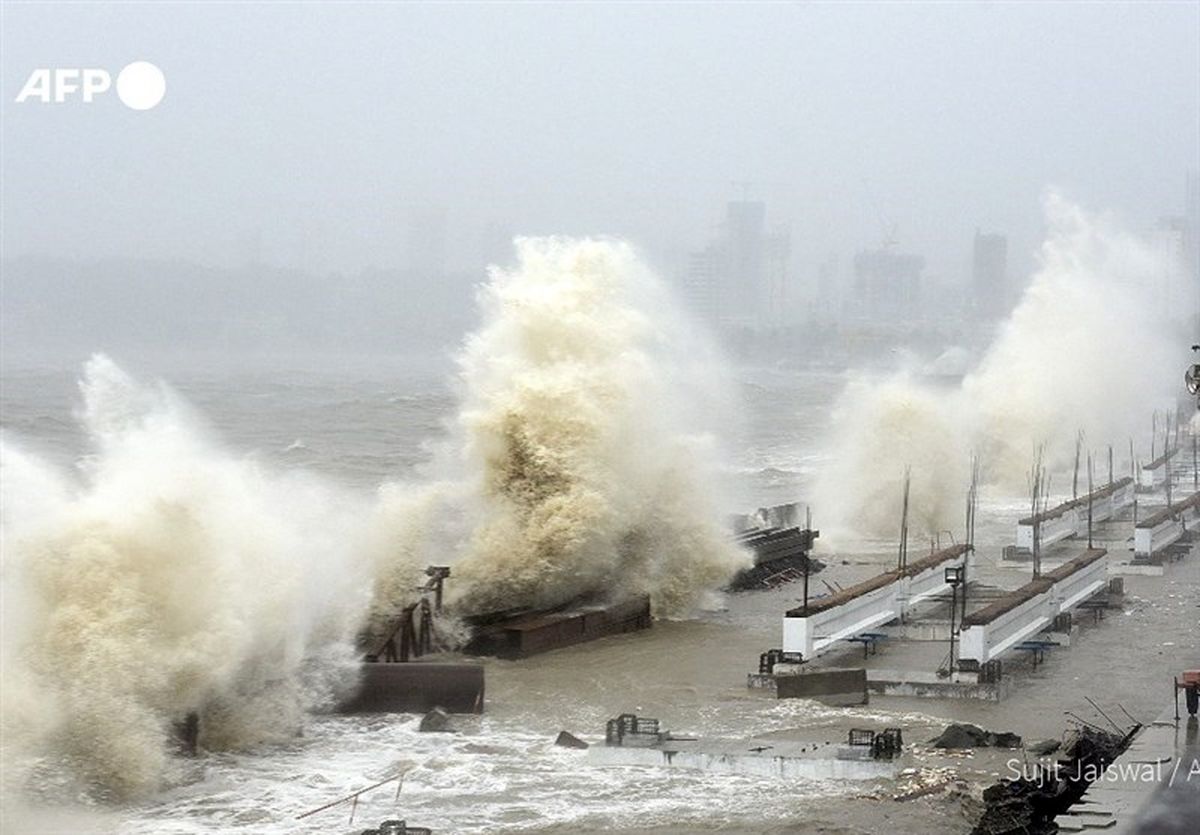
[970,725,1136,835]
[930,723,1022,749]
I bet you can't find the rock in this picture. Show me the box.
[554,731,589,750]
[930,723,989,748]
[971,726,1132,835]
[990,731,1023,749]
[418,707,454,733]
[929,722,1022,749]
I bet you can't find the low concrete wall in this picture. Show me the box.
[338,662,485,714]
[1015,478,1134,551]
[775,668,868,706]
[1134,491,1200,558]
[1138,449,1177,489]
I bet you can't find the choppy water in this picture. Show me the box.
[3,360,1197,834]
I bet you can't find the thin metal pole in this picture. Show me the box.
[1087,453,1094,550]
[802,507,811,613]
[949,582,957,670]
[296,772,408,821]
[1152,412,1158,462]
[898,467,911,572]
[1073,431,1083,500]
[1165,422,1173,506]
[1085,695,1126,735]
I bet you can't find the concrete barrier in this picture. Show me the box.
[1134,491,1200,559]
[1015,478,1134,551]
[1138,448,1178,490]
[775,668,868,706]
[338,662,485,714]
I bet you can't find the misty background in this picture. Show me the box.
[2,2,1198,366]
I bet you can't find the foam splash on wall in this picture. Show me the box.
[369,238,749,619]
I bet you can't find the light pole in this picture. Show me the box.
[945,565,964,672]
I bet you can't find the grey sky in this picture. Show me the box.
[2,1,1198,283]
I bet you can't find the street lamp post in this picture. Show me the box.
[944,565,964,672]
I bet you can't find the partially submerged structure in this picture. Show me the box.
[590,714,903,780]
[463,596,652,659]
[729,502,821,591]
[340,566,485,715]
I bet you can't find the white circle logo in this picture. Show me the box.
[115,61,165,111]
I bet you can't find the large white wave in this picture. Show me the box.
[1,356,373,797]
[3,238,747,798]
[370,238,749,619]
[815,193,1189,539]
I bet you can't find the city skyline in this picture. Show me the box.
[4,2,1196,285]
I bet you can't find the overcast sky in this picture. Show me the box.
[2,1,1197,284]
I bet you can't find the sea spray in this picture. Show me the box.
[375,238,750,618]
[963,194,1185,482]
[816,372,970,541]
[0,356,372,797]
[3,240,751,799]
[815,193,1188,539]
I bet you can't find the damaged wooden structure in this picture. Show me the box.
[729,524,821,591]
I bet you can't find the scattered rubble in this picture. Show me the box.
[970,725,1136,835]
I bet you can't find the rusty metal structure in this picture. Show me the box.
[366,566,451,663]
[729,517,821,592]
[846,727,904,760]
[341,565,485,716]
[465,596,652,659]
[605,714,663,747]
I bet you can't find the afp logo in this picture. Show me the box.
[14,61,166,110]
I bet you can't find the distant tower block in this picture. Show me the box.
[972,230,1009,320]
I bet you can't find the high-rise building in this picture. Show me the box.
[726,201,766,320]
[683,244,725,324]
[682,200,790,328]
[1185,172,1199,295]
[971,230,1009,320]
[853,248,924,320]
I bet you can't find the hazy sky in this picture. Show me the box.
[3,1,1198,284]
